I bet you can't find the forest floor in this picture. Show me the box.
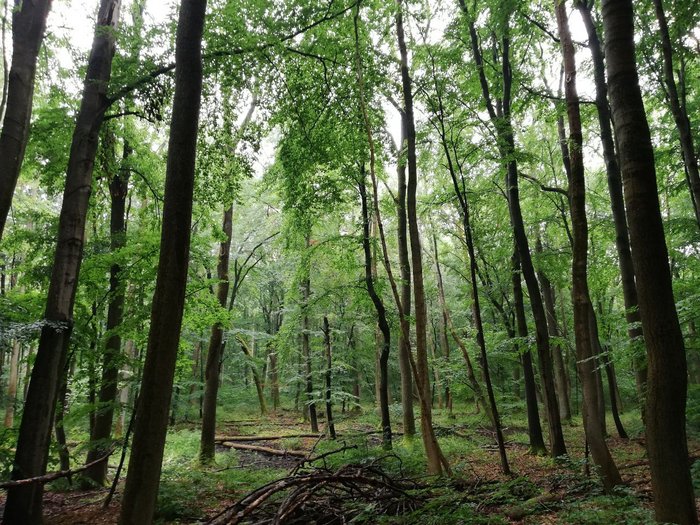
[3,404,700,524]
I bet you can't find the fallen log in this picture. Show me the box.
[221,442,307,458]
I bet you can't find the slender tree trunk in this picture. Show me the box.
[460,0,566,457]
[536,239,572,421]
[435,232,509,474]
[603,348,628,439]
[0,0,52,240]
[3,2,121,521]
[301,234,318,433]
[652,0,700,228]
[555,0,621,492]
[396,123,416,437]
[84,139,131,485]
[269,343,280,410]
[512,250,548,455]
[396,0,447,475]
[54,368,70,473]
[576,1,646,417]
[322,316,336,439]
[118,0,206,521]
[200,205,233,462]
[3,339,19,428]
[602,0,697,520]
[239,339,267,415]
[359,175,392,449]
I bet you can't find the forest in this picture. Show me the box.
[0,0,699,523]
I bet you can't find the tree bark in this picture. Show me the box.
[322,316,336,440]
[460,0,566,457]
[3,339,20,428]
[396,115,416,437]
[3,2,121,521]
[535,239,571,422]
[0,0,52,240]
[652,0,700,229]
[118,0,206,521]
[512,250,548,455]
[359,175,392,449]
[576,0,646,417]
[555,0,622,492]
[396,0,447,475]
[301,233,318,433]
[84,138,131,485]
[602,0,697,519]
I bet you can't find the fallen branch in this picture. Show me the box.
[215,433,322,443]
[0,450,114,489]
[221,442,307,458]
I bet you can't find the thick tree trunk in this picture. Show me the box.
[555,0,621,492]
[396,0,447,475]
[602,1,697,519]
[3,2,121,522]
[359,176,392,449]
[322,316,336,440]
[512,250,547,455]
[117,0,206,521]
[84,138,131,486]
[576,0,646,417]
[0,0,52,240]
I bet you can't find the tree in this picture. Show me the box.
[3,1,122,521]
[0,0,52,241]
[602,0,697,520]
[396,0,448,475]
[118,0,207,521]
[554,0,621,491]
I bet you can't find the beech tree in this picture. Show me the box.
[602,0,697,521]
[3,1,122,521]
[0,0,52,241]
[118,0,207,521]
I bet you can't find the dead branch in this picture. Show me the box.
[0,450,113,489]
[221,442,307,458]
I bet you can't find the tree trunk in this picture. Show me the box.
[460,0,566,457]
[396,0,447,475]
[200,205,233,462]
[435,232,509,474]
[576,0,646,418]
[301,234,318,433]
[117,0,206,521]
[239,339,267,416]
[0,0,52,240]
[555,0,621,492]
[359,175,392,449]
[54,368,70,474]
[512,250,548,455]
[3,2,121,521]
[536,239,572,421]
[84,138,131,485]
[652,0,700,228]
[602,0,697,520]
[396,119,416,437]
[3,339,20,428]
[322,316,336,439]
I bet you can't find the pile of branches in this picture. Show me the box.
[206,449,424,525]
